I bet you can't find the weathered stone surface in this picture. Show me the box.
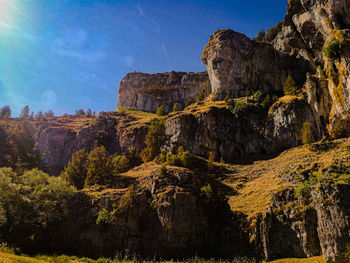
[201,29,310,100]
[117,71,211,113]
[165,100,319,162]
[35,113,148,175]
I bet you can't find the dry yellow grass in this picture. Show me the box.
[0,252,47,263]
[225,138,350,218]
[265,256,326,263]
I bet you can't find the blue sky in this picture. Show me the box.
[0,0,287,116]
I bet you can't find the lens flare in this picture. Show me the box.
[0,0,16,28]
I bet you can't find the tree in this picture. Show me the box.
[112,154,130,174]
[61,149,88,189]
[85,146,113,187]
[256,29,266,42]
[75,109,85,116]
[44,110,54,118]
[156,105,167,116]
[185,98,193,107]
[302,122,313,145]
[86,109,92,117]
[35,111,43,119]
[172,103,180,112]
[196,90,205,102]
[261,94,273,108]
[141,118,167,162]
[253,90,263,103]
[0,106,11,119]
[208,151,215,170]
[20,106,30,120]
[283,74,298,95]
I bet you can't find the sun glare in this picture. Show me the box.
[0,0,16,27]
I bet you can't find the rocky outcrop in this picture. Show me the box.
[117,71,211,113]
[201,29,311,100]
[272,0,350,138]
[35,113,148,175]
[165,100,319,161]
[49,165,252,259]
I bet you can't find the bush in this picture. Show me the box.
[156,105,167,116]
[85,146,114,187]
[0,168,75,247]
[196,90,205,103]
[141,118,167,162]
[200,184,213,201]
[112,154,130,174]
[61,148,88,190]
[232,101,256,117]
[255,29,266,42]
[302,122,313,145]
[265,21,282,42]
[253,90,263,103]
[208,151,215,170]
[185,98,193,107]
[323,39,341,60]
[283,74,298,95]
[261,94,273,108]
[172,103,180,112]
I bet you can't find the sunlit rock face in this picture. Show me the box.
[117,71,211,113]
[201,29,310,101]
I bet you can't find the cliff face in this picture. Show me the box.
[117,71,211,113]
[201,29,310,100]
[35,112,151,175]
[273,0,350,138]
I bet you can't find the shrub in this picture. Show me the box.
[185,98,193,107]
[141,118,167,162]
[61,148,88,189]
[255,29,266,42]
[253,90,263,103]
[208,151,215,170]
[265,21,282,42]
[118,185,136,212]
[302,122,313,145]
[112,154,130,174]
[196,90,205,103]
[232,101,256,117]
[283,74,298,95]
[172,103,180,112]
[96,208,114,226]
[323,39,341,60]
[85,146,114,187]
[200,184,213,201]
[261,94,273,108]
[0,105,11,119]
[156,105,167,116]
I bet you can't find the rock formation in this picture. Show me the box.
[201,29,310,100]
[117,71,211,113]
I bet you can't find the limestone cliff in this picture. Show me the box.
[201,29,310,100]
[117,71,211,113]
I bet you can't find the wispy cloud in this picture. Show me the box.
[137,4,161,32]
[162,43,169,60]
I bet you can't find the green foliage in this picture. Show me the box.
[96,130,112,147]
[261,94,273,108]
[156,105,167,116]
[112,154,130,174]
[159,163,167,176]
[0,122,41,172]
[61,149,88,190]
[323,39,341,60]
[85,146,114,187]
[196,90,205,103]
[96,208,114,227]
[253,90,263,103]
[208,151,215,170]
[255,29,265,42]
[200,184,213,201]
[231,101,256,117]
[185,98,193,107]
[0,105,11,119]
[265,21,282,42]
[141,118,167,162]
[283,74,298,96]
[118,185,136,212]
[343,243,350,261]
[0,168,75,246]
[295,173,321,199]
[302,122,313,145]
[172,103,180,112]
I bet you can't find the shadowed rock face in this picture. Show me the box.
[201,29,311,101]
[117,71,211,113]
